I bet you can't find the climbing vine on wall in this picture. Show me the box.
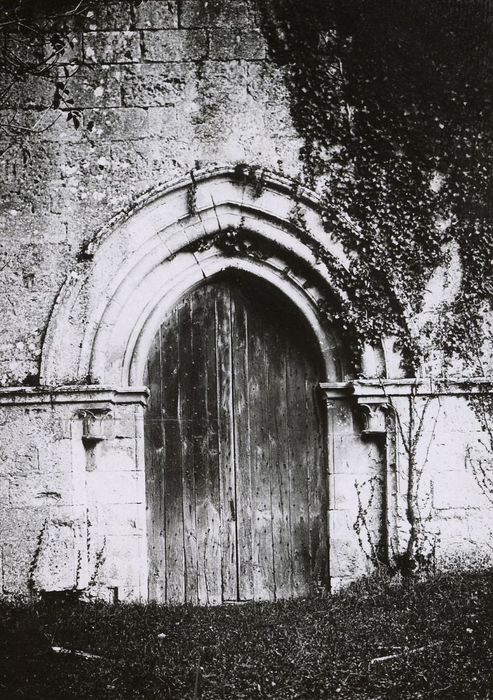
[258,0,493,373]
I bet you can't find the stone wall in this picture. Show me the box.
[0,0,302,386]
[326,383,493,587]
[0,388,148,601]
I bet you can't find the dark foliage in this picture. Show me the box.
[0,569,492,698]
[258,0,493,371]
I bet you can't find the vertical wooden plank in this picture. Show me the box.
[231,291,254,601]
[194,286,222,605]
[286,340,312,598]
[144,329,166,602]
[268,333,293,600]
[216,284,238,601]
[247,303,275,602]
[162,308,186,604]
[178,299,198,604]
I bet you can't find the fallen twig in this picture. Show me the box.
[51,645,102,660]
[369,641,443,669]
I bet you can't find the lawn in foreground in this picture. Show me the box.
[0,569,492,699]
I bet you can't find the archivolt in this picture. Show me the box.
[40,166,380,386]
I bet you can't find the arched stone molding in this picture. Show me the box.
[124,254,342,385]
[40,166,388,386]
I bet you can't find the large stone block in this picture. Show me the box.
[5,31,81,66]
[437,396,480,431]
[434,512,493,565]
[146,105,181,136]
[332,434,383,475]
[114,413,139,439]
[53,66,121,109]
[0,506,47,543]
[328,509,354,541]
[120,63,195,107]
[328,401,355,433]
[32,517,87,591]
[97,438,137,472]
[8,472,78,508]
[58,66,122,108]
[193,57,250,109]
[86,107,150,140]
[8,28,78,68]
[109,140,152,183]
[85,469,143,505]
[62,141,113,178]
[330,538,368,578]
[135,1,179,29]
[433,469,490,510]
[209,27,265,61]
[0,441,39,477]
[180,0,255,28]
[38,438,74,473]
[4,33,45,66]
[421,430,473,473]
[1,507,49,592]
[84,2,134,31]
[331,471,383,513]
[0,72,54,110]
[0,137,63,196]
[142,29,208,62]
[96,502,145,535]
[100,534,145,588]
[84,30,141,63]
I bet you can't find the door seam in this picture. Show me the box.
[229,288,241,602]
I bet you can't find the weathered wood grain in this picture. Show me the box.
[269,334,292,599]
[216,286,237,602]
[162,310,185,603]
[248,295,276,601]
[194,287,221,605]
[144,273,329,603]
[231,290,254,601]
[179,299,198,604]
[286,338,311,597]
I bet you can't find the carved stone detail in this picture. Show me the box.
[77,407,113,449]
[357,400,394,435]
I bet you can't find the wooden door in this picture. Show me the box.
[144,273,328,604]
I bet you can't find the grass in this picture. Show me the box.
[0,569,492,699]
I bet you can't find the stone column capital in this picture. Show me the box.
[356,398,395,435]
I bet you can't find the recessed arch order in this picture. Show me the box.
[40,166,383,387]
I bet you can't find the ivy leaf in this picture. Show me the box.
[52,86,61,110]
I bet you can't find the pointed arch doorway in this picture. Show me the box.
[144,271,328,604]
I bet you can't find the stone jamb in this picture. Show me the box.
[320,377,493,572]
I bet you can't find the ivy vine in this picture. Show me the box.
[257,0,493,373]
